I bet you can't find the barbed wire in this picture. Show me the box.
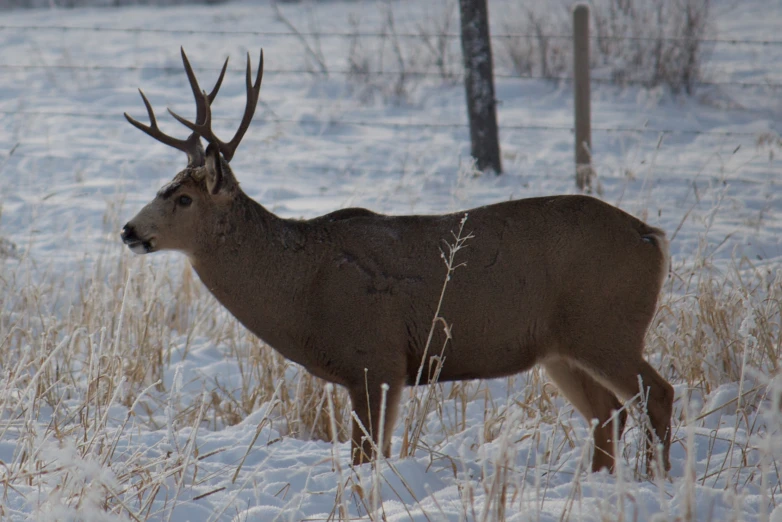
[2,152,772,193]
[1,63,779,90]
[0,109,771,138]
[1,24,781,46]
[2,151,419,178]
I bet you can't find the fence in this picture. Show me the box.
[0,24,781,45]
[0,109,766,138]
[0,20,779,176]
[1,63,780,90]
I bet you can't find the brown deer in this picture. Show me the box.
[121,48,674,474]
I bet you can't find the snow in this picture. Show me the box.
[1,0,781,520]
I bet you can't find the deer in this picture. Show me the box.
[121,47,674,475]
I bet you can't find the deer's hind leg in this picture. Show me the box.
[626,361,674,474]
[544,359,628,472]
[571,348,674,475]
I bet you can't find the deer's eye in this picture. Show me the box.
[177,195,192,207]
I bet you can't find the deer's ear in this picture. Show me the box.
[204,144,225,195]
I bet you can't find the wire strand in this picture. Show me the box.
[0,63,779,89]
[1,24,781,46]
[0,109,769,138]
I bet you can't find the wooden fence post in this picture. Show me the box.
[459,0,502,174]
[573,4,593,192]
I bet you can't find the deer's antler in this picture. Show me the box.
[169,49,264,163]
[124,47,229,167]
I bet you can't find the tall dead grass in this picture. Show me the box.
[0,197,779,519]
[496,0,713,94]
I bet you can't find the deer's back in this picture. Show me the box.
[302,195,667,385]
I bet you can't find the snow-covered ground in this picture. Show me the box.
[0,0,781,520]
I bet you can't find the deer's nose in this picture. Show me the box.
[120,224,137,243]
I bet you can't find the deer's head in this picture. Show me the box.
[120,48,263,256]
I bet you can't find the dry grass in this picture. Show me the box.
[344,1,461,104]
[0,199,779,520]
[331,0,715,105]
[496,0,713,94]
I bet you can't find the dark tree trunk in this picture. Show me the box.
[459,0,502,174]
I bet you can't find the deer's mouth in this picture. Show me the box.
[125,239,154,255]
[121,225,156,255]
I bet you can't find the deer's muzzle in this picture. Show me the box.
[121,224,154,255]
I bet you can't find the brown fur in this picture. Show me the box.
[121,50,673,474]
[122,158,673,473]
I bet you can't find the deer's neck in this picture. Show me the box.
[188,192,314,356]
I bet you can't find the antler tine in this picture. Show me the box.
[180,47,229,126]
[223,49,264,161]
[169,49,264,163]
[124,89,195,153]
[126,49,233,167]
[208,56,230,103]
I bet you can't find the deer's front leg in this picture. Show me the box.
[348,380,403,465]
